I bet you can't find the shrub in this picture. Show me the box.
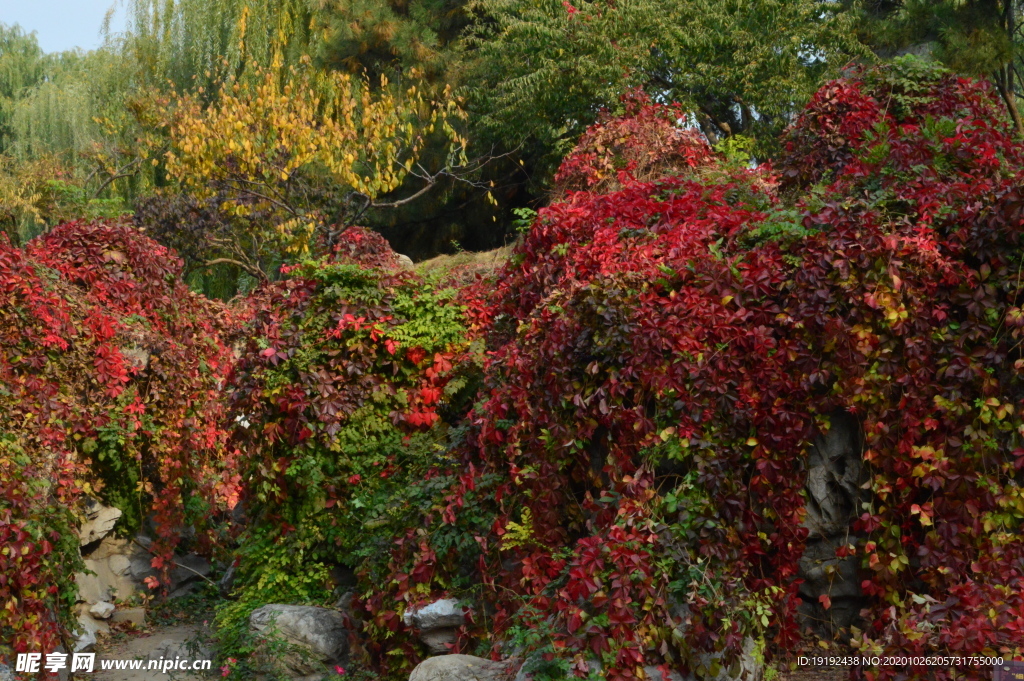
[374,60,1024,680]
[552,91,715,196]
[217,227,480,674]
[0,220,236,660]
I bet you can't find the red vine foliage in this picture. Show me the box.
[369,59,1024,680]
[0,221,236,662]
[553,90,714,196]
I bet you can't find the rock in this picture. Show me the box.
[129,553,157,583]
[219,564,237,596]
[404,599,467,630]
[803,412,864,540]
[334,590,354,614]
[76,536,154,605]
[683,636,762,681]
[89,601,116,620]
[172,553,211,585]
[644,667,684,681]
[0,663,12,681]
[798,410,867,638]
[76,534,209,606]
[78,498,122,546]
[403,598,468,654]
[76,555,137,604]
[409,655,516,681]
[249,604,348,676]
[75,613,110,653]
[120,346,150,371]
[75,569,111,605]
[396,253,415,270]
[167,553,213,598]
[110,606,147,626]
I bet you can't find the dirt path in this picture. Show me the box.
[94,624,214,681]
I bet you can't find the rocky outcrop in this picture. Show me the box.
[409,654,516,681]
[75,610,109,652]
[403,599,468,654]
[78,498,122,546]
[72,498,213,653]
[249,604,349,678]
[797,410,867,637]
[89,601,116,620]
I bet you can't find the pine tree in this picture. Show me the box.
[852,0,1024,132]
[312,0,468,82]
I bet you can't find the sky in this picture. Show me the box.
[0,0,127,54]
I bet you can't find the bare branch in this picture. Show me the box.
[92,157,144,198]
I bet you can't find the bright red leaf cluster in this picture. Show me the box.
[0,221,236,661]
[378,59,1024,680]
[553,90,714,195]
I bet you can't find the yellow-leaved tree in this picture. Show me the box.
[158,53,467,277]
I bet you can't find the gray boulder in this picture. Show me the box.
[803,412,864,541]
[798,410,867,638]
[409,655,516,681]
[78,498,121,546]
[249,605,348,677]
[403,599,467,654]
[89,601,116,620]
[74,612,110,653]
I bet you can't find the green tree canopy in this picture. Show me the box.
[851,0,1024,130]
[313,0,468,82]
[458,0,864,176]
[0,24,51,153]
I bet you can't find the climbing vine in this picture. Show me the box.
[363,58,1024,680]
[0,220,236,660]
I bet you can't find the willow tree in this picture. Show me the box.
[0,24,51,153]
[117,0,320,92]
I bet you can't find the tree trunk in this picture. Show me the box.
[996,69,1024,135]
[1001,0,1024,135]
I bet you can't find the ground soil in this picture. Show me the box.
[93,624,214,681]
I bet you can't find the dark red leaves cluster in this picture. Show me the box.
[0,221,235,659]
[403,62,1024,680]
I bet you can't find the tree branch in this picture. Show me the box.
[92,158,143,198]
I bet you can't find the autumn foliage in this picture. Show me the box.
[355,59,1024,681]
[0,221,236,658]
[9,57,1024,681]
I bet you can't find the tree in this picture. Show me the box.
[152,56,468,279]
[0,24,49,153]
[118,0,318,92]
[458,0,863,177]
[852,0,1024,132]
[312,0,469,83]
